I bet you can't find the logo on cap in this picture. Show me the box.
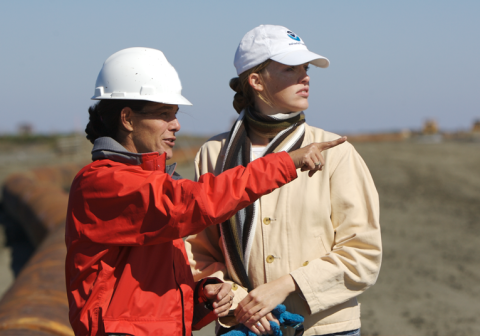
[287,31,301,42]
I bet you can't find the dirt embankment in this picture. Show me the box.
[355,141,480,336]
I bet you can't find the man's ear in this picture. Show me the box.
[248,73,264,92]
[120,107,134,132]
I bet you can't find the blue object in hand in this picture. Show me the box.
[222,304,304,336]
[268,320,282,336]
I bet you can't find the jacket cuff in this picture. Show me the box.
[192,277,223,330]
[277,151,298,181]
[218,283,248,328]
[290,263,344,315]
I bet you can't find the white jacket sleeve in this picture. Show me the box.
[185,147,249,326]
[290,143,382,314]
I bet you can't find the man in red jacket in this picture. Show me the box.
[65,47,345,336]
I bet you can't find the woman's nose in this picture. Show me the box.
[299,68,310,84]
[300,73,310,84]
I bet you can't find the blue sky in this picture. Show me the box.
[0,1,479,135]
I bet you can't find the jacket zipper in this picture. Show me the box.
[172,262,186,336]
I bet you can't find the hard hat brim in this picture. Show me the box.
[91,93,192,106]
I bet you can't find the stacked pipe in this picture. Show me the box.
[0,164,82,336]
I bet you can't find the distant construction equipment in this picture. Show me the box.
[472,120,480,134]
[422,119,439,135]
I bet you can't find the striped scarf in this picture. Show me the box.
[220,108,305,291]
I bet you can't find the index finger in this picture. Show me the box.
[318,136,347,150]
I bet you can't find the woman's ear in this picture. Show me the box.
[248,73,264,92]
[120,107,134,132]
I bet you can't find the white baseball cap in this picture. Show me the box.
[234,25,330,76]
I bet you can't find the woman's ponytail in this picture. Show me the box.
[229,59,272,114]
[230,77,247,114]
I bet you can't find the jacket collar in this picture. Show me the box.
[91,137,179,178]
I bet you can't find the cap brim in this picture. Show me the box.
[271,50,330,68]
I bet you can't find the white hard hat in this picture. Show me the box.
[234,25,329,76]
[92,47,192,105]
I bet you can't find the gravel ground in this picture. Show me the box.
[355,141,480,336]
[1,140,479,336]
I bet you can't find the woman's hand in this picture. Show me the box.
[235,274,297,325]
[204,283,234,317]
[244,313,280,335]
[289,136,347,177]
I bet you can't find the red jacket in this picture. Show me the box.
[65,137,297,336]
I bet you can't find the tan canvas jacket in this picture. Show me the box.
[185,124,382,336]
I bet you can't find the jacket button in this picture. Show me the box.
[232,283,238,291]
[263,217,271,225]
[266,255,274,263]
[303,261,309,266]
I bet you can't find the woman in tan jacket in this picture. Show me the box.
[185,25,382,336]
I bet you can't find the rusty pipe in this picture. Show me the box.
[0,225,72,336]
[0,165,82,335]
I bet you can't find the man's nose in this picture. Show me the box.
[170,117,181,132]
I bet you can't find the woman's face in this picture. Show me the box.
[260,61,310,114]
[129,103,180,159]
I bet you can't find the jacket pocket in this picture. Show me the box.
[313,230,330,255]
